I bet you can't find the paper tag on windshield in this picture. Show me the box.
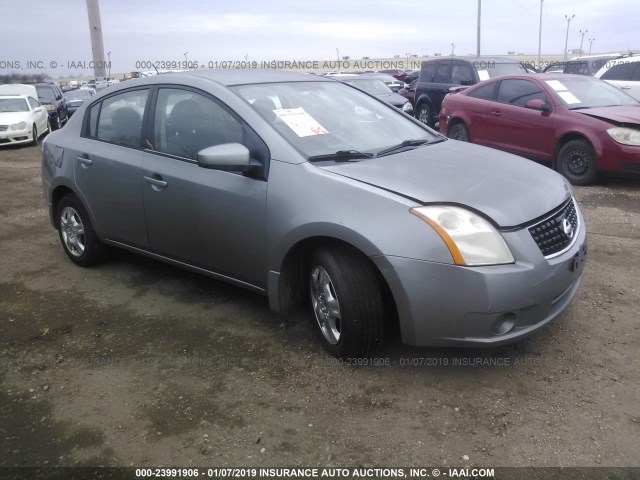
[556,91,581,104]
[274,108,329,137]
[545,80,568,91]
[477,70,490,81]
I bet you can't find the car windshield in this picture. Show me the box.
[344,79,392,96]
[544,76,639,109]
[231,81,438,159]
[0,98,29,112]
[35,85,56,101]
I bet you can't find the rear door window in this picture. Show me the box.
[96,89,149,148]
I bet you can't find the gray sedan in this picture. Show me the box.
[41,70,587,358]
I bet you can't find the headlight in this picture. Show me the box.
[410,205,514,266]
[607,127,640,146]
[10,121,27,131]
[45,104,56,111]
[402,101,413,113]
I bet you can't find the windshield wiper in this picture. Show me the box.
[308,150,375,162]
[376,138,442,157]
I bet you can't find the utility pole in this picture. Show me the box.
[538,0,544,63]
[107,51,111,79]
[336,48,340,62]
[451,43,455,57]
[85,0,106,78]
[476,0,481,57]
[579,29,588,55]
[588,38,595,56]
[564,14,575,61]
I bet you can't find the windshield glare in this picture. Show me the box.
[232,81,436,158]
[344,79,393,96]
[545,77,639,109]
[0,98,29,112]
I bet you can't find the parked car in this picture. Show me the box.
[542,62,565,74]
[439,73,640,185]
[31,82,69,130]
[338,75,413,113]
[0,91,49,146]
[356,73,405,92]
[42,70,586,358]
[563,54,626,76]
[414,57,527,127]
[397,79,418,108]
[64,89,95,116]
[594,55,640,101]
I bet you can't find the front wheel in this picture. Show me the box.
[556,140,598,186]
[309,245,385,358]
[448,122,470,142]
[57,194,104,267]
[30,124,38,146]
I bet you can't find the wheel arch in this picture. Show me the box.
[553,132,596,170]
[446,117,468,136]
[268,235,398,331]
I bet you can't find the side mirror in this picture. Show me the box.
[197,143,251,170]
[525,99,551,112]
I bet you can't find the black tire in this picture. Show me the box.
[54,114,61,130]
[556,139,598,186]
[416,102,435,128]
[57,194,104,267]
[309,245,385,358]
[30,124,38,146]
[448,122,470,142]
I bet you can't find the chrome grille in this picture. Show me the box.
[528,199,579,258]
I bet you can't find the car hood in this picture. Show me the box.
[0,112,30,124]
[576,106,640,127]
[317,140,571,228]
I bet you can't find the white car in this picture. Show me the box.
[594,55,640,101]
[0,90,49,147]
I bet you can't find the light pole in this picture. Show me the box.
[184,51,188,67]
[579,29,588,55]
[538,0,544,63]
[476,0,481,57]
[336,48,340,62]
[451,43,455,57]
[107,51,111,79]
[564,14,575,61]
[588,38,595,56]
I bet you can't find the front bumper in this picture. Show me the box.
[0,128,32,146]
[600,140,640,174]
[373,214,587,347]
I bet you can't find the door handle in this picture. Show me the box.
[620,86,631,90]
[490,110,502,116]
[144,176,168,188]
[76,155,92,166]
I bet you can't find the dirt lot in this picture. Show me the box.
[0,141,638,470]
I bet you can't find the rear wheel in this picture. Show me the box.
[448,122,470,142]
[556,139,598,186]
[309,245,385,358]
[57,194,104,267]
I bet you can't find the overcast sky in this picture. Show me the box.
[1,0,638,76]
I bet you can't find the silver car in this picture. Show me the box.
[41,70,587,358]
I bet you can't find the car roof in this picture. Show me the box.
[168,69,330,86]
[423,56,523,64]
[0,94,29,99]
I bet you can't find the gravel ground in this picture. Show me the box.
[0,141,638,471]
